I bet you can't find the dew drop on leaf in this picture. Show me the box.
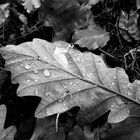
[112,82,115,85]
[43,69,51,77]
[34,69,38,74]
[63,102,66,107]
[73,83,76,87]
[24,64,31,70]
[113,76,116,79]
[44,56,48,60]
[70,82,72,85]
[58,98,63,103]
[62,85,67,89]
[38,57,41,60]
[127,90,132,96]
[91,95,94,100]
[27,79,30,82]
[110,105,114,108]
[35,88,39,96]
[45,92,52,98]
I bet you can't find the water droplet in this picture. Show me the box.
[44,56,48,60]
[27,79,30,82]
[77,88,80,91]
[58,98,64,103]
[63,85,67,89]
[25,64,31,70]
[112,82,115,85]
[89,73,93,76]
[11,61,15,64]
[70,82,72,85]
[63,102,66,107]
[20,64,23,67]
[43,69,50,77]
[35,88,39,96]
[73,83,76,87]
[38,57,41,60]
[110,105,114,108]
[91,95,94,100]
[35,79,38,82]
[113,76,116,79]
[90,96,94,103]
[127,90,132,96]
[34,69,38,74]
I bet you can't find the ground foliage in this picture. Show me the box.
[0,0,140,140]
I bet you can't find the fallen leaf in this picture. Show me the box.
[30,115,56,140]
[0,3,10,25]
[119,10,140,40]
[103,118,140,140]
[18,14,28,25]
[136,0,140,9]
[38,0,94,41]
[87,0,101,8]
[1,38,140,120]
[22,0,41,13]
[67,125,84,140]
[0,105,16,140]
[72,25,110,50]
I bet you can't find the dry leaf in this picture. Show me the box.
[72,25,110,50]
[119,10,140,40]
[0,105,16,140]
[18,14,28,25]
[0,39,140,120]
[136,0,140,9]
[22,0,41,13]
[0,3,10,25]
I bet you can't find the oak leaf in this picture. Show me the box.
[0,39,140,121]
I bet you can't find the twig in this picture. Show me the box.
[98,47,123,63]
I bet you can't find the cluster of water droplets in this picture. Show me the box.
[126,83,133,96]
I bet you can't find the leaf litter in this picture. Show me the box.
[0,0,140,139]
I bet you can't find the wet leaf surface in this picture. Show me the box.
[1,39,140,122]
